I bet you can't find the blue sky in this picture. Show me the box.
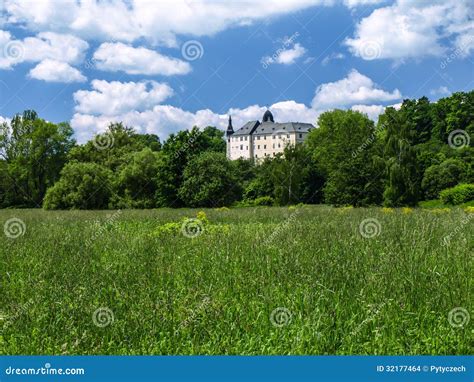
[1,0,473,142]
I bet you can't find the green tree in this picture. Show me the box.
[178,151,240,207]
[307,109,384,206]
[43,162,113,210]
[0,110,75,206]
[270,144,324,205]
[68,122,161,171]
[421,158,467,200]
[112,148,162,208]
[157,126,225,207]
[381,107,420,206]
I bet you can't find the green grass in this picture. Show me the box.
[0,206,472,355]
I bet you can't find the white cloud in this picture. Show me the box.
[70,99,318,143]
[276,43,307,65]
[345,0,474,61]
[0,30,88,69]
[71,70,402,142]
[3,0,332,46]
[311,69,401,109]
[343,0,384,8]
[29,59,86,83]
[93,42,191,76]
[73,80,174,115]
[350,104,385,121]
[430,86,451,97]
[0,115,11,125]
[261,42,307,67]
[321,52,345,66]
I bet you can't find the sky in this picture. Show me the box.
[0,0,473,143]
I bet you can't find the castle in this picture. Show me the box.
[225,109,314,161]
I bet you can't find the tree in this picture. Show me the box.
[43,162,113,210]
[270,144,324,205]
[421,159,467,200]
[157,126,226,207]
[0,110,75,206]
[381,107,420,206]
[68,122,160,171]
[178,152,240,207]
[112,148,162,208]
[307,110,384,206]
[243,158,275,202]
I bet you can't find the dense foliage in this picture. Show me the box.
[0,91,473,209]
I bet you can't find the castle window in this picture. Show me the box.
[227,139,230,142]
[240,145,243,150]
[264,136,267,140]
[264,145,267,149]
[257,136,260,140]
[299,134,303,138]
[272,135,275,139]
[258,145,260,149]
[278,143,281,148]
[240,137,243,141]
[245,136,247,141]
[255,154,258,158]
[287,134,290,138]
[246,146,248,150]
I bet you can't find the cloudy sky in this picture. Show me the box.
[0,0,473,142]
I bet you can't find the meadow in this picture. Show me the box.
[0,206,471,355]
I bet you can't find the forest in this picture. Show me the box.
[0,91,473,210]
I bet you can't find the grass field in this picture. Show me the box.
[0,206,472,355]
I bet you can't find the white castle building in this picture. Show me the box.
[226,109,313,161]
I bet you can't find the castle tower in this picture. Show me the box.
[262,109,274,123]
[226,115,234,159]
[226,115,234,136]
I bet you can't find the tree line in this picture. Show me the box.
[0,91,473,210]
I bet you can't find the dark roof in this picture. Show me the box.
[262,110,274,123]
[226,115,234,136]
[251,122,313,135]
[232,121,260,136]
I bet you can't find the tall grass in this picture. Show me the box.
[0,206,471,355]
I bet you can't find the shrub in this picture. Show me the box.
[421,159,467,199]
[43,162,113,209]
[178,152,241,207]
[252,196,274,206]
[440,184,474,205]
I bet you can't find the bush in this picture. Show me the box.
[43,162,113,209]
[112,148,161,208]
[178,152,241,207]
[252,196,274,206]
[440,183,474,205]
[421,159,466,199]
